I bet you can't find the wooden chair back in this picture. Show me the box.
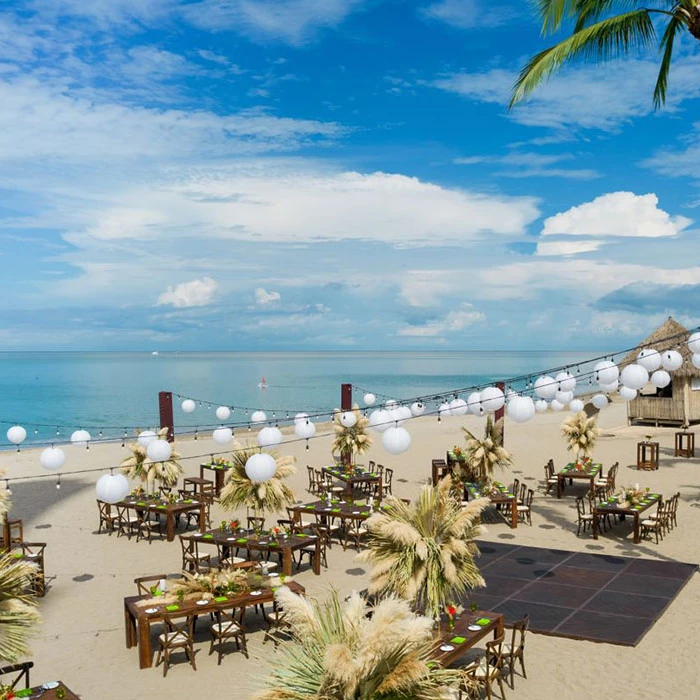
[511,478,520,497]
[306,466,318,494]
[524,489,534,508]
[179,535,203,570]
[518,482,527,504]
[163,612,195,642]
[0,661,33,690]
[485,632,505,669]
[384,467,394,493]
[575,496,588,520]
[247,516,265,531]
[135,574,168,596]
[509,613,529,653]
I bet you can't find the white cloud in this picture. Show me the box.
[643,121,700,181]
[400,271,458,307]
[255,287,281,304]
[454,152,599,180]
[535,240,603,256]
[419,0,506,29]
[541,192,692,239]
[397,304,485,336]
[157,277,218,307]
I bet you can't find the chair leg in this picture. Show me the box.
[519,653,526,679]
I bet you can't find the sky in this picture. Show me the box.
[1,0,699,351]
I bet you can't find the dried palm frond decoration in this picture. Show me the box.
[561,412,599,463]
[219,441,296,518]
[332,404,372,464]
[120,427,183,492]
[253,587,468,700]
[461,416,512,483]
[358,477,487,621]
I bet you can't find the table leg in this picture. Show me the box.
[138,617,153,669]
[313,538,320,575]
[166,513,175,542]
[199,504,206,531]
[633,513,640,544]
[216,470,225,496]
[557,476,563,499]
[282,548,293,577]
[124,602,136,648]
[593,511,599,540]
[199,464,204,480]
[510,498,517,529]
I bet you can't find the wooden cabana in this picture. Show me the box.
[622,317,700,427]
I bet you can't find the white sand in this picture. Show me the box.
[4,402,700,698]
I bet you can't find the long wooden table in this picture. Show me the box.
[433,610,504,667]
[322,466,382,499]
[124,581,305,669]
[13,683,79,699]
[115,497,206,541]
[289,499,373,524]
[556,462,601,498]
[200,460,234,495]
[464,482,518,529]
[593,492,662,543]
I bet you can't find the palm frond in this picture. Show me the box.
[0,554,40,663]
[654,10,686,107]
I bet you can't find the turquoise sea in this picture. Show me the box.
[0,351,604,448]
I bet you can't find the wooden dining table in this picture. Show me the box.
[433,610,504,667]
[124,581,305,669]
[464,482,518,529]
[289,499,374,524]
[322,466,383,499]
[556,462,601,498]
[593,492,662,543]
[199,460,234,495]
[115,497,206,542]
[12,683,79,699]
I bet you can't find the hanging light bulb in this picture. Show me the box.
[305,440,310,451]
[56,475,61,490]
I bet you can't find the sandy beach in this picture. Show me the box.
[5,400,700,698]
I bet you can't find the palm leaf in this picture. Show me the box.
[654,10,686,107]
[0,554,40,663]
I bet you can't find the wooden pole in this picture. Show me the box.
[2,513,11,553]
[495,381,506,445]
[341,383,352,467]
[159,391,175,443]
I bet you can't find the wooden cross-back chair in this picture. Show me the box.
[575,496,593,536]
[209,606,248,664]
[96,500,118,534]
[156,613,197,676]
[134,573,168,596]
[0,661,33,690]
[463,632,507,700]
[179,534,211,573]
[503,614,529,688]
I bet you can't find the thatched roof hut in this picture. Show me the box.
[623,317,700,427]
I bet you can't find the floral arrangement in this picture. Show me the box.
[561,412,599,464]
[573,456,593,471]
[0,684,15,699]
[451,446,463,459]
[213,457,233,467]
[615,484,650,508]
[271,526,282,538]
[230,518,240,530]
[445,603,461,631]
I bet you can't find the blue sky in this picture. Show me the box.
[1,0,699,350]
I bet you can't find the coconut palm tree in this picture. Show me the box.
[254,587,468,700]
[358,478,487,621]
[120,428,183,493]
[511,1,700,109]
[561,411,599,462]
[332,405,372,466]
[461,416,512,484]
[219,441,296,520]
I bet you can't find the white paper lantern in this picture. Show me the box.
[382,426,411,455]
[213,426,233,445]
[555,390,574,405]
[216,406,231,421]
[245,453,276,483]
[339,411,357,428]
[394,406,412,425]
[480,386,505,413]
[594,361,619,385]
[599,380,619,393]
[661,349,683,371]
[6,426,26,445]
[363,393,376,407]
[693,354,700,370]
[507,396,535,423]
[535,400,548,413]
[556,371,576,393]
[569,399,585,413]
[650,370,671,388]
[439,402,452,418]
[251,410,267,424]
[551,399,565,412]
[294,413,308,424]
[637,349,661,372]
[258,426,283,448]
[385,400,398,409]
[369,409,390,433]
[40,447,65,471]
[295,419,316,439]
[410,402,425,416]
[147,439,172,462]
[592,394,609,410]
[467,392,483,416]
[619,386,637,401]
[534,376,557,400]
[181,399,196,413]
[70,429,91,447]
[449,398,468,415]
[96,473,130,504]
[688,332,700,355]
[620,363,649,391]
[137,430,157,447]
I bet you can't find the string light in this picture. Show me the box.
[56,475,61,490]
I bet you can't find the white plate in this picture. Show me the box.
[339,501,346,504]
[193,533,202,537]
[468,624,481,631]
[250,590,263,596]
[191,500,199,504]
[308,534,317,539]
[259,540,268,545]
[352,511,360,514]
[41,683,59,690]
[196,600,209,606]
[440,644,454,652]
[144,607,159,614]
[226,537,236,542]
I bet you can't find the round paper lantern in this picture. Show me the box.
[245,453,276,483]
[449,398,468,415]
[213,426,233,445]
[339,411,357,428]
[96,473,130,504]
[363,393,376,407]
[556,371,576,393]
[688,332,700,355]
[693,354,700,370]
[216,406,231,421]
[594,361,619,385]
[394,406,412,424]
[40,447,65,471]
[410,402,425,416]
[147,439,172,462]
[592,394,609,410]
[382,426,411,455]
[535,400,548,413]
[295,419,316,439]
[620,363,648,391]
[181,399,196,413]
[385,400,398,409]
[294,413,308,424]
[480,386,505,413]
[70,429,91,447]
[619,386,637,401]
[551,400,564,412]
[650,370,671,388]
[257,426,283,448]
[369,409,390,433]
[534,376,557,400]
[569,399,585,413]
[507,396,535,423]
[637,349,661,372]
[250,410,267,424]
[599,380,619,393]
[467,392,483,416]
[661,349,683,371]
[137,430,157,447]
[439,402,452,418]
[6,426,26,445]
[555,390,574,405]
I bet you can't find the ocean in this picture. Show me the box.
[0,350,602,448]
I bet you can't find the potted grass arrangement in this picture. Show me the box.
[120,427,183,495]
[332,404,371,469]
[460,416,512,486]
[561,412,599,469]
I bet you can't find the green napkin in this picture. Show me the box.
[331,508,341,513]
[269,542,278,547]
[202,534,214,539]
[360,512,369,516]
[165,604,179,611]
[476,618,491,626]
[236,538,248,544]
[450,636,466,644]
[14,689,32,697]
[214,596,228,602]
[136,501,147,506]
[156,505,166,509]
[12,552,23,558]
[305,504,314,509]
[184,499,193,503]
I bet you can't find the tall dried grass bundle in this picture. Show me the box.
[359,478,487,620]
[461,416,512,483]
[120,427,183,490]
[561,412,599,462]
[332,405,372,462]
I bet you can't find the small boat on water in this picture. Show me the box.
[151,351,159,356]
[258,376,267,389]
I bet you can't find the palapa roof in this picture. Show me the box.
[621,316,699,379]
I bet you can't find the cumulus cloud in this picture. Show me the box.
[397,304,485,336]
[157,277,218,307]
[419,0,506,29]
[255,287,281,304]
[454,152,599,180]
[536,240,604,256]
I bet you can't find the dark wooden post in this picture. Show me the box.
[341,383,352,466]
[2,513,10,553]
[495,381,506,444]
[159,391,174,442]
